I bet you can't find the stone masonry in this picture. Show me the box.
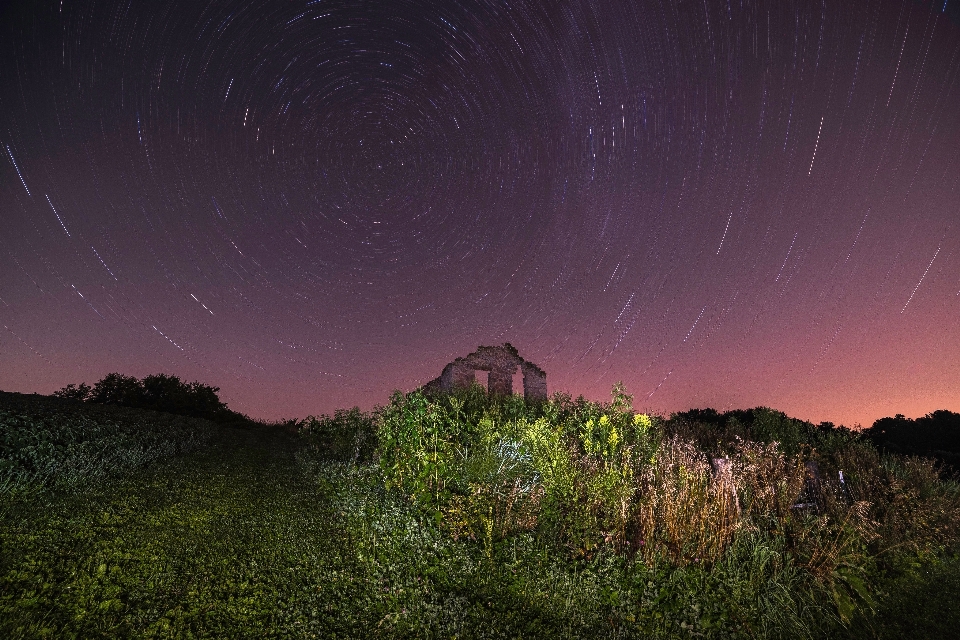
[422,343,547,402]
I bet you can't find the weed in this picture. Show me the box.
[4,385,960,638]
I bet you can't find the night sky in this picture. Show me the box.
[2,0,959,427]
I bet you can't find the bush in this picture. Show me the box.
[53,373,238,423]
[0,391,214,494]
[371,383,960,629]
[51,382,92,402]
[298,407,377,464]
[88,372,144,406]
[666,406,856,458]
[866,410,960,472]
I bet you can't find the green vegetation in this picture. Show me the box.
[865,410,960,472]
[2,384,959,638]
[54,373,246,424]
[0,391,214,496]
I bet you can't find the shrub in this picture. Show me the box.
[866,410,960,472]
[372,383,960,629]
[376,390,465,520]
[0,391,214,494]
[442,423,544,556]
[298,407,377,464]
[53,373,237,423]
[51,382,92,402]
[88,372,144,406]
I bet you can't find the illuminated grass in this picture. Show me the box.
[0,418,796,638]
[2,391,959,638]
[0,391,213,495]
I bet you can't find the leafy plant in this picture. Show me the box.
[7,380,960,638]
[298,407,378,464]
[53,372,239,422]
[0,391,214,495]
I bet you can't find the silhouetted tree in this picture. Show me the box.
[866,410,960,472]
[868,411,960,452]
[52,382,92,402]
[145,374,230,420]
[54,372,238,423]
[89,373,144,406]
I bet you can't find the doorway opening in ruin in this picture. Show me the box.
[513,370,524,395]
[474,370,488,392]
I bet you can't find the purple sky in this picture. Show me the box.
[2,0,959,427]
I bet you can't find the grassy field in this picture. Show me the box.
[2,389,959,638]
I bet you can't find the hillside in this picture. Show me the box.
[2,388,959,638]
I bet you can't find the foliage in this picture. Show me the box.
[5,383,960,637]
[51,382,92,401]
[865,410,960,472]
[0,391,214,495]
[54,372,240,423]
[665,406,855,458]
[89,372,144,405]
[298,407,378,464]
[0,420,841,639]
[373,383,960,630]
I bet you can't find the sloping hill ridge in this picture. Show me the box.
[2,389,960,638]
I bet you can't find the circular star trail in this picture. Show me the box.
[2,0,959,426]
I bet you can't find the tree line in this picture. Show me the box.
[51,372,959,471]
[53,373,245,424]
[864,409,960,472]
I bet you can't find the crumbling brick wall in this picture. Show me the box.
[520,361,547,403]
[422,343,547,402]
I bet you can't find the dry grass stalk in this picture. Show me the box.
[797,500,878,580]
[731,438,806,520]
[628,437,741,565]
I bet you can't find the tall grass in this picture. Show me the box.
[4,386,960,637]
[372,383,960,630]
[0,391,214,495]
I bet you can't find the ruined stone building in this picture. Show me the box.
[421,343,547,402]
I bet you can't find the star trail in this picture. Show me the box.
[1,0,959,427]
